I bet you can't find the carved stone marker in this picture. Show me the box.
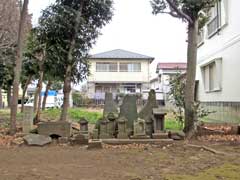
[119,95,138,135]
[117,117,128,139]
[38,121,71,137]
[103,92,118,117]
[152,108,168,139]
[107,112,117,138]
[22,106,34,133]
[138,90,158,136]
[132,118,150,139]
[79,117,88,135]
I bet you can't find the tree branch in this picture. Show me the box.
[166,0,193,24]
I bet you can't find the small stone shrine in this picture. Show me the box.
[132,118,149,139]
[152,108,168,139]
[79,117,88,135]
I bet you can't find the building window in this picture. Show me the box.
[197,30,204,47]
[119,63,141,72]
[201,58,222,92]
[96,62,118,72]
[207,0,228,38]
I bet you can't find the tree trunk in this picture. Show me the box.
[7,86,11,108]
[184,20,198,135]
[10,0,29,135]
[21,75,32,113]
[0,86,2,109]
[60,65,72,121]
[60,1,84,121]
[42,80,52,111]
[34,70,44,124]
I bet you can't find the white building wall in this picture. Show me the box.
[197,0,240,102]
[88,59,150,83]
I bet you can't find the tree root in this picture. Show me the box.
[185,144,227,155]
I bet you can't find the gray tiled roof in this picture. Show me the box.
[89,49,154,60]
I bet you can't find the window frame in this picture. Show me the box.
[201,58,222,93]
[96,62,118,72]
[119,62,141,72]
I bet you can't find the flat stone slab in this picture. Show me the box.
[23,134,52,146]
[152,133,169,139]
[38,121,71,137]
[102,139,174,145]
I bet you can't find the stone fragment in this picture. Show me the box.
[72,134,89,145]
[38,121,71,137]
[119,95,138,135]
[103,92,118,117]
[87,140,103,150]
[23,134,52,146]
[22,106,34,133]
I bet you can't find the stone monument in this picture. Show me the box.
[152,108,168,139]
[103,92,118,117]
[99,119,111,139]
[79,117,88,135]
[119,95,138,135]
[106,112,117,138]
[138,90,158,136]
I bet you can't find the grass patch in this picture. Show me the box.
[165,119,183,131]
[41,108,102,124]
[164,163,240,180]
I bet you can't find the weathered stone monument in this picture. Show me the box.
[138,90,158,136]
[117,116,128,139]
[103,92,118,117]
[119,95,138,135]
[99,119,111,139]
[132,118,149,139]
[22,106,34,133]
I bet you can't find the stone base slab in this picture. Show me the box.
[152,133,169,139]
[102,139,173,145]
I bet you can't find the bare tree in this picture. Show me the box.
[10,0,29,135]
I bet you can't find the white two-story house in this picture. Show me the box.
[196,0,240,122]
[87,49,154,100]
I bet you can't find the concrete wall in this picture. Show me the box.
[88,59,150,83]
[197,0,240,102]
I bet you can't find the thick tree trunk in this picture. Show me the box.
[21,75,32,113]
[42,80,52,111]
[184,20,198,135]
[0,86,2,109]
[10,0,29,135]
[60,1,84,121]
[7,86,12,108]
[60,65,72,121]
[34,71,44,124]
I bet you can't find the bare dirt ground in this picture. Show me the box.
[0,141,240,180]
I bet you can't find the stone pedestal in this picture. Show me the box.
[152,108,167,139]
[72,134,89,145]
[22,106,34,133]
[117,117,128,139]
[38,121,71,137]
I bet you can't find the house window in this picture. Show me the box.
[207,0,228,38]
[119,63,141,72]
[201,58,222,92]
[96,62,118,72]
[197,30,204,47]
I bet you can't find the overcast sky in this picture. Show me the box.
[29,0,187,78]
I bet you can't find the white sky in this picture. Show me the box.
[29,0,187,78]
